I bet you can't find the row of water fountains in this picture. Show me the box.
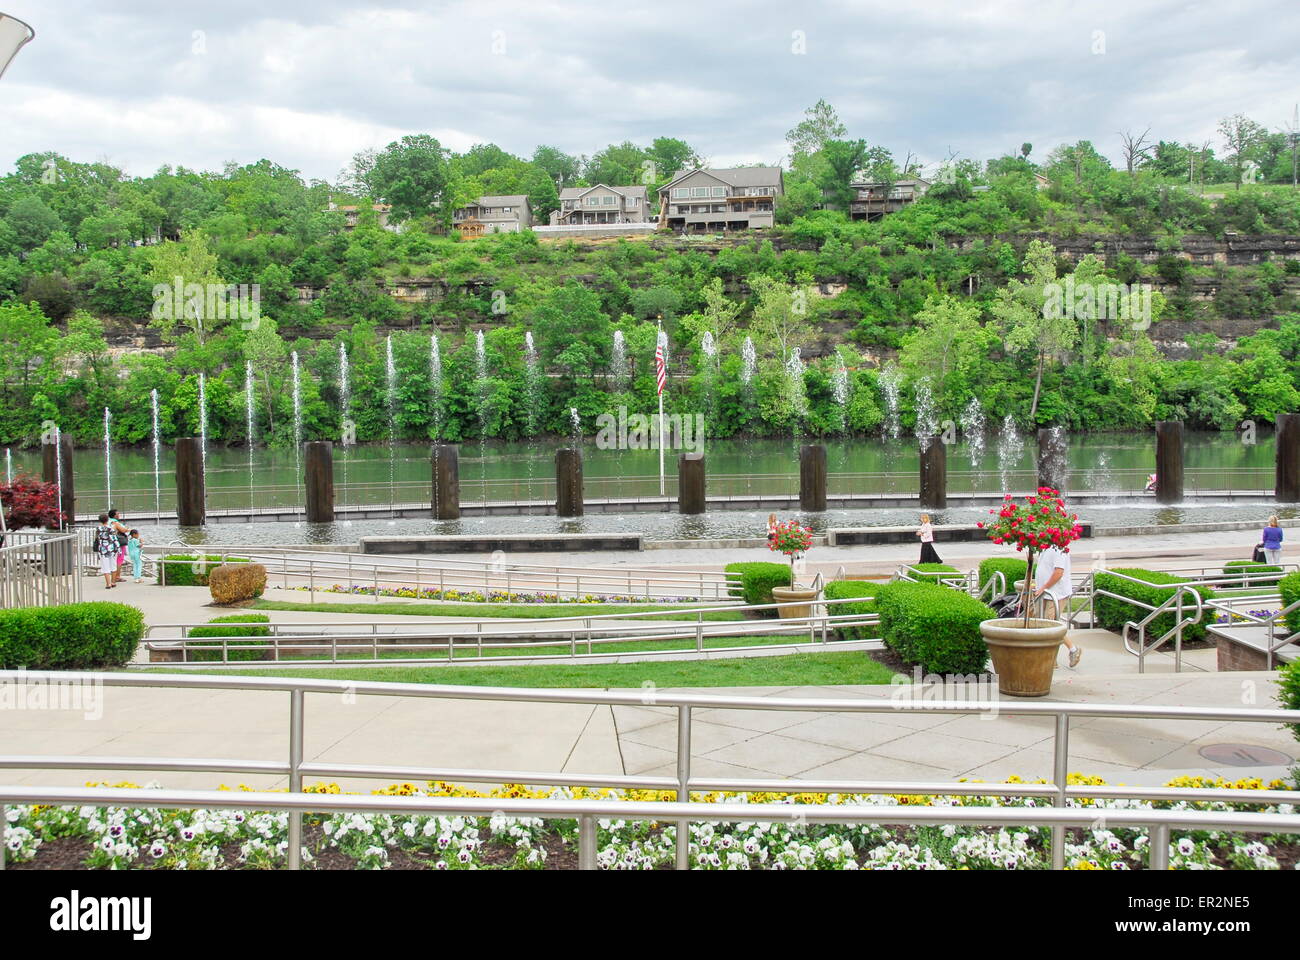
[28,333,1111,526]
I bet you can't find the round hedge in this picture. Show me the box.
[0,602,144,669]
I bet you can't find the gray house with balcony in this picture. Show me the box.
[658,167,784,232]
[551,184,650,225]
[453,195,532,235]
[847,177,931,220]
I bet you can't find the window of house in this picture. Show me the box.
[672,188,687,198]
[603,196,614,205]
[691,187,708,197]
[712,186,726,197]
[587,197,600,206]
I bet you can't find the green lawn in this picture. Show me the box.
[146,650,899,688]
[255,599,746,621]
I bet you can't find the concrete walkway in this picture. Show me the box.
[2,668,1292,794]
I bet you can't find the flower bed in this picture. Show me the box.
[6,775,1294,871]
[289,585,707,605]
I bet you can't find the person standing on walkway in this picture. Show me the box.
[916,514,942,564]
[127,529,144,583]
[107,508,129,585]
[767,513,778,546]
[1262,516,1284,565]
[1032,545,1082,668]
[94,515,118,589]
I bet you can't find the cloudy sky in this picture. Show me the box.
[0,0,1295,182]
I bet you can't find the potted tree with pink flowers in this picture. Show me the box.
[976,487,1084,696]
[768,519,818,619]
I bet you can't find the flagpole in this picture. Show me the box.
[659,388,665,496]
[657,320,665,496]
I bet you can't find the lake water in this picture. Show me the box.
[5,430,1288,545]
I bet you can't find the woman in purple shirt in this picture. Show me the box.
[1261,516,1283,565]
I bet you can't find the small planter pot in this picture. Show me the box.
[771,586,819,620]
[979,617,1068,698]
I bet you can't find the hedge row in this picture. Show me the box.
[1281,572,1300,637]
[1094,568,1216,643]
[907,563,960,583]
[1223,559,1285,588]
[978,558,1028,595]
[823,580,881,640]
[157,555,251,587]
[187,614,272,662]
[0,602,144,669]
[874,581,994,675]
[724,562,791,608]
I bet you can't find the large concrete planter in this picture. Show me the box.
[771,586,819,620]
[979,618,1068,698]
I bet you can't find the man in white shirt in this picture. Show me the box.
[1033,546,1082,668]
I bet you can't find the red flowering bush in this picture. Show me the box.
[978,487,1083,626]
[0,474,65,530]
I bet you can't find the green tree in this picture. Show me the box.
[367,135,453,224]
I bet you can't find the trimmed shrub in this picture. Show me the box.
[823,580,881,640]
[157,554,250,587]
[1223,559,1284,589]
[908,563,960,583]
[874,582,994,675]
[1281,572,1300,637]
[0,602,144,669]
[724,562,791,607]
[1094,568,1217,643]
[187,613,271,662]
[1279,658,1300,743]
[209,563,267,604]
[978,557,1028,595]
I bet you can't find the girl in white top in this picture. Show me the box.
[916,514,942,564]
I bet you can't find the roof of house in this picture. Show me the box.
[658,166,783,193]
[558,184,648,201]
[473,195,529,207]
[849,177,932,189]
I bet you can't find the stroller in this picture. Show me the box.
[990,591,1022,619]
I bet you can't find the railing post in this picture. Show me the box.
[578,814,597,870]
[287,688,304,870]
[695,611,703,652]
[676,704,692,871]
[1149,823,1170,870]
[1051,712,1069,870]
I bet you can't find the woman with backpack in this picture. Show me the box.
[95,514,118,589]
[107,509,129,584]
[1262,516,1284,565]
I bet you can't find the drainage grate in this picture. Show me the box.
[1197,743,1294,767]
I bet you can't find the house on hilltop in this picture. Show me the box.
[657,166,783,232]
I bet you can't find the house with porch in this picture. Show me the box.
[550,184,651,225]
[846,177,931,220]
[657,167,784,232]
[453,195,533,236]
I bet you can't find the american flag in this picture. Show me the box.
[654,343,667,395]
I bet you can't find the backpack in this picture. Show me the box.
[95,525,117,557]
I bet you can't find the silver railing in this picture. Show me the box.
[0,530,82,609]
[137,595,881,666]
[2,672,1297,870]
[150,546,741,602]
[1208,595,1300,669]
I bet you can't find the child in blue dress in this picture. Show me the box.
[127,529,144,582]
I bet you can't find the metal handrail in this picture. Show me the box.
[151,546,741,601]
[2,670,1298,871]
[139,595,883,666]
[1119,584,1204,673]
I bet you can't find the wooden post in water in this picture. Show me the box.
[556,448,584,517]
[1036,427,1068,492]
[799,444,827,512]
[678,452,705,515]
[175,437,206,526]
[1154,420,1184,504]
[919,438,947,510]
[431,444,461,520]
[41,433,75,526]
[304,441,335,523]
[1277,414,1300,502]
